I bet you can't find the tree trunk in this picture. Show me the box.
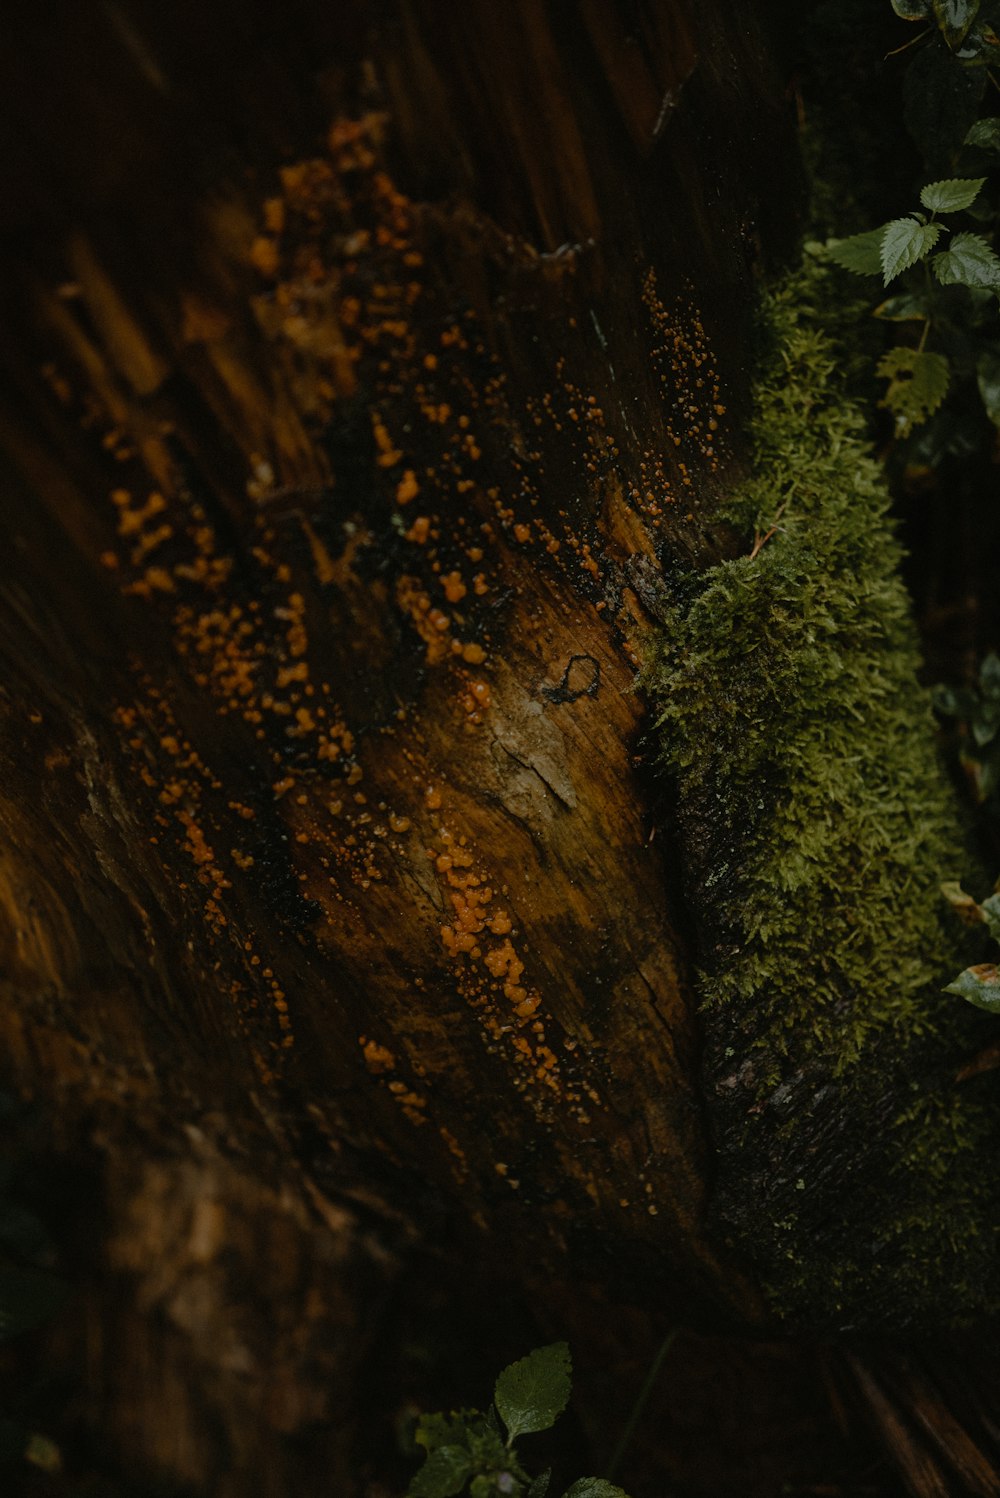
[0,3,996,1495]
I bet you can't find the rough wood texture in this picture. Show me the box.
[0,0,815,1489]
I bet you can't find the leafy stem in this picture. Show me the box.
[826,171,998,434]
[407,1343,633,1498]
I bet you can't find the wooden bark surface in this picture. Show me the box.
[0,1,802,1486]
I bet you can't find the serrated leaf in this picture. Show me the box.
[826,228,886,276]
[874,291,931,320]
[560,1483,631,1498]
[933,0,981,47]
[933,231,1000,290]
[977,349,1000,423]
[495,1343,572,1442]
[921,175,986,211]
[965,115,1000,147]
[408,1445,474,1498]
[946,962,1000,1011]
[877,347,951,433]
[466,1420,510,1472]
[528,1472,552,1498]
[881,219,942,284]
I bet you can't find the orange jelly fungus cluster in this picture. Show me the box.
[424,815,596,1120]
[639,268,729,522]
[50,106,730,1150]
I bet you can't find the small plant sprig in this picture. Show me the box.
[406,1343,631,1498]
[942,878,1000,1008]
[933,650,1000,803]
[826,169,1000,435]
[890,0,1000,69]
[936,656,1000,1009]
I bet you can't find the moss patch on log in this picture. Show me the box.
[645,250,1000,1331]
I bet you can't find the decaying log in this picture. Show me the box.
[5,3,997,1495]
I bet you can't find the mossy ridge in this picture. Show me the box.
[646,254,1000,1329]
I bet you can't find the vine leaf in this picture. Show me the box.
[933,230,1000,287]
[965,116,1000,148]
[881,219,942,285]
[494,1343,572,1442]
[921,175,986,211]
[945,963,1000,1011]
[877,347,950,432]
[932,0,981,48]
[827,227,886,276]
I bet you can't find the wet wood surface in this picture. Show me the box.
[0,1,804,1489]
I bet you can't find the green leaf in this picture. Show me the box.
[826,228,886,276]
[877,347,951,433]
[982,651,1000,689]
[965,115,1000,147]
[977,349,1000,423]
[528,1472,552,1498]
[980,892,1000,940]
[881,219,942,284]
[873,291,931,320]
[933,682,978,717]
[892,0,931,14]
[466,1420,511,1472]
[941,880,986,924]
[416,1411,480,1455]
[945,963,1000,1011]
[408,1445,474,1498]
[560,1483,631,1498]
[494,1343,572,1442]
[955,7,1000,62]
[921,175,986,212]
[933,0,981,47]
[933,231,1000,288]
[972,697,1000,743]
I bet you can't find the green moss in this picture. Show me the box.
[645,251,1000,1330]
